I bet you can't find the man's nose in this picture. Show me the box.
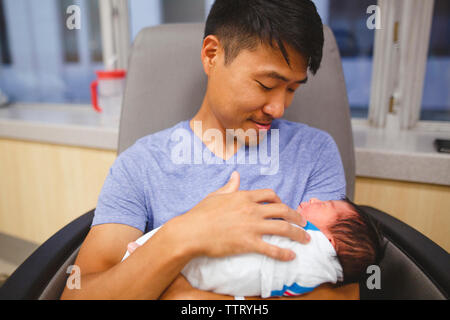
[262,99,285,119]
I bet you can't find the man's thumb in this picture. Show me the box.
[216,171,240,194]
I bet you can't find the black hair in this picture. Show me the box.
[330,197,386,284]
[204,0,324,74]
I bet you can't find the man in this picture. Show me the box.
[61,0,353,300]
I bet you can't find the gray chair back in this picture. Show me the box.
[38,247,81,300]
[119,23,355,199]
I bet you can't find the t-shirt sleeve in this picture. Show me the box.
[92,151,148,233]
[301,133,347,202]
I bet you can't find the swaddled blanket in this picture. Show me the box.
[122,221,343,298]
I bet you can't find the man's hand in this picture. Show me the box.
[159,171,310,262]
[62,171,309,300]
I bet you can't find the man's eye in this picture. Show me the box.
[257,81,272,91]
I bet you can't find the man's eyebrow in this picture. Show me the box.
[256,71,308,84]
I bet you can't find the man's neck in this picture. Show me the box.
[189,103,241,161]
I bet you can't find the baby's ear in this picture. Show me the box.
[328,236,336,249]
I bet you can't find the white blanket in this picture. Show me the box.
[122,221,343,298]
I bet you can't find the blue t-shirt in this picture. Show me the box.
[92,119,346,233]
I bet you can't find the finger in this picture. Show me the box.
[213,171,240,195]
[257,203,307,228]
[254,238,296,261]
[259,220,310,244]
[245,188,281,204]
[127,241,140,254]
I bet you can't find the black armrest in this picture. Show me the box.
[360,206,450,300]
[0,209,94,300]
[1,205,448,300]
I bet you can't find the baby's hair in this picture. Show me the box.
[330,197,386,284]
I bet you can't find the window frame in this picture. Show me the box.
[369,0,449,130]
[98,0,130,70]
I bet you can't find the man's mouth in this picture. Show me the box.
[250,119,272,130]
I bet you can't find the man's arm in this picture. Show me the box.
[61,172,311,299]
[302,133,347,202]
[60,223,195,300]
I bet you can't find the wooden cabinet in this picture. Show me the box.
[1,138,448,252]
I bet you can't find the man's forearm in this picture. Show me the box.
[61,226,195,300]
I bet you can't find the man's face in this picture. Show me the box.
[202,37,309,145]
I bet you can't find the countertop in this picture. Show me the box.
[1,103,449,186]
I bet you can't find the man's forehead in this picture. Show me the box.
[257,44,305,63]
[239,44,308,75]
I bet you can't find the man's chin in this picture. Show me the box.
[239,132,267,147]
[224,122,270,147]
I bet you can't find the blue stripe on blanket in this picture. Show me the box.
[304,221,320,231]
[270,282,317,296]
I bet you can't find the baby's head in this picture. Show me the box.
[297,197,385,284]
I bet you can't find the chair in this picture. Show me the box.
[0,23,448,300]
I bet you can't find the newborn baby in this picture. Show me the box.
[122,198,384,298]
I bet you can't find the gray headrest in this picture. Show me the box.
[119,23,355,198]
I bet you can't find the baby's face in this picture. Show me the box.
[296,198,352,245]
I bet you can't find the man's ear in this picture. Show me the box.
[201,35,221,76]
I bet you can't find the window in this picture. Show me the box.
[314,0,375,119]
[162,0,206,23]
[420,0,450,122]
[60,0,80,63]
[87,0,103,63]
[128,0,209,40]
[1,0,446,129]
[0,0,11,65]
[128,0,375,119]
[0,0,103,104]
